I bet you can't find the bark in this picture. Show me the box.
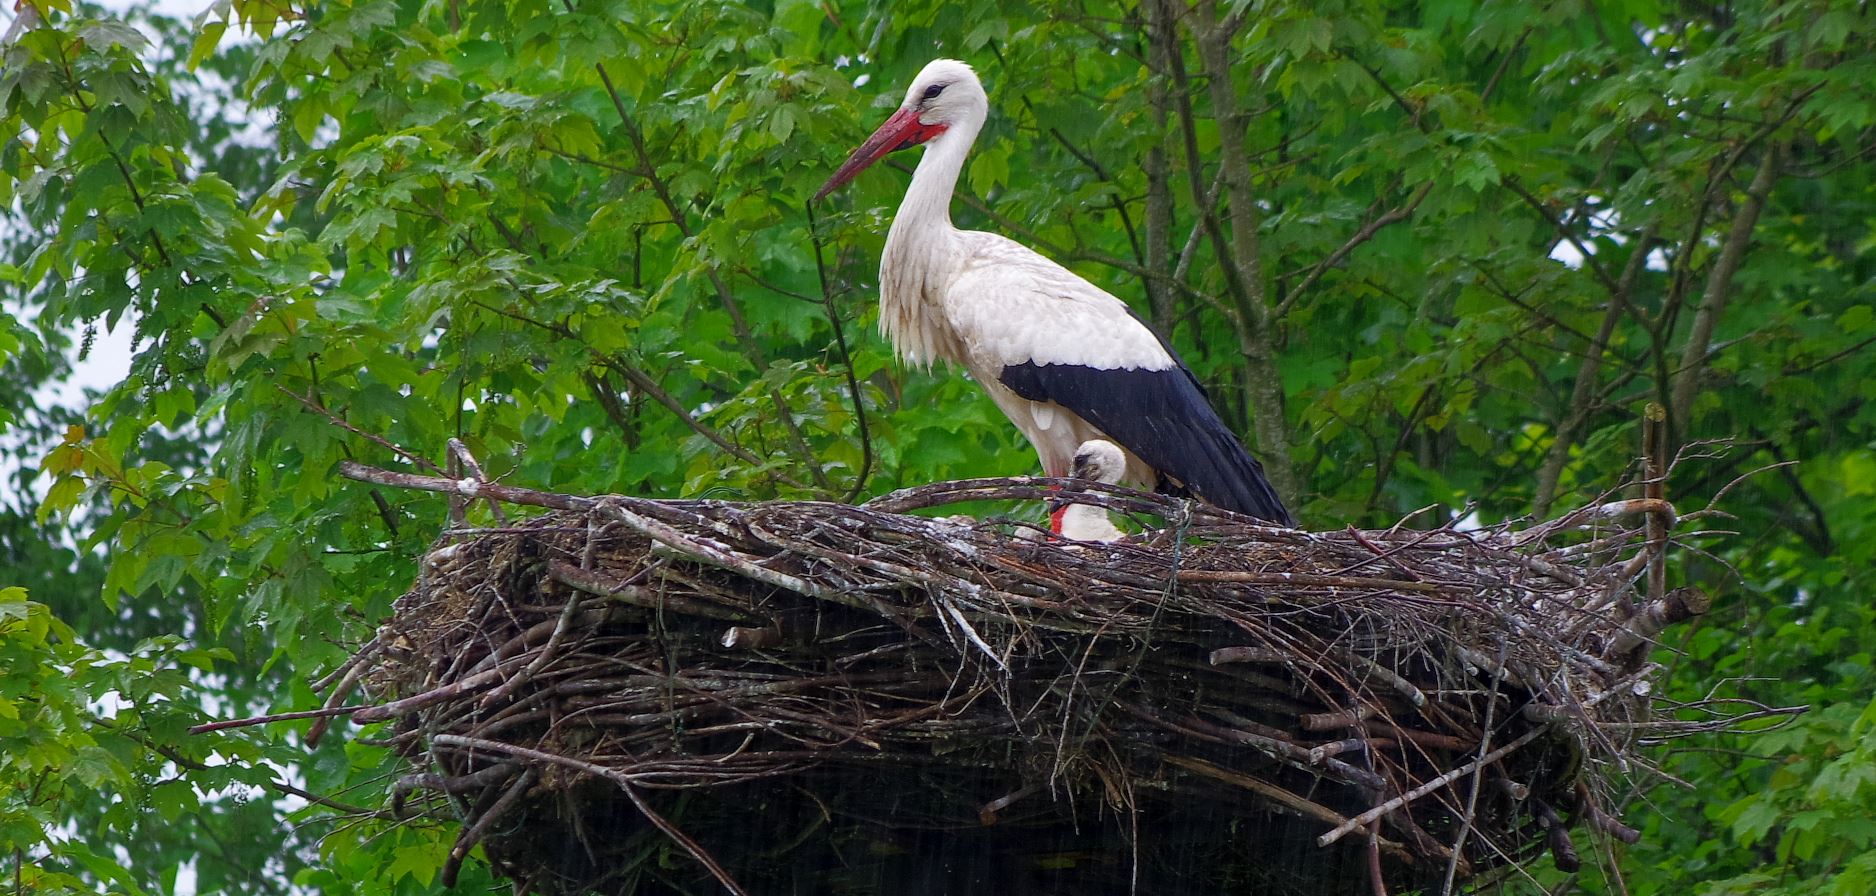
[1532,224,1659,519]
[1189,0,1302,507]
[1142,0,1178,333]
[1668,145,1781,445]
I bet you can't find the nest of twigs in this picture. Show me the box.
[309,462,1732,896]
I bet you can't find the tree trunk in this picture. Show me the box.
[1190,0,1302,507]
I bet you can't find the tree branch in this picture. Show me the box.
[1533,223,1660,518]
[1142,0,1178,333]
[1668,144,1781,442]
[1276,181,1434,320]
[278,386,444,476]
[460,294,807,490]
[578,40,831,492]
[1189,0,1302,506]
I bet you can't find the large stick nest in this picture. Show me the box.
[322,468,1729,896]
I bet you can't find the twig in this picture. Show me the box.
[1343,650,1428,708]
[447,438,508,524]
[549,561,755,622]
[188,704,371,734]
[1319,727,1548,847]
[441,768,536,887]
[1277,181,1434,320]
[1160,755,1410,860]
[1440,641,1508,895]
[803,200,875,502]
[338,460,594,512]
[431,734,751,896]
[1179,570,1445,594]
[281,387,443,474]
[1605,587,1712,660]
[938,600,1010,672]
[306,655,372,747]
[480,588,584,708]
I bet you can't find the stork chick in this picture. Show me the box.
[815,59,1293,529]
[1058,439,1129,542]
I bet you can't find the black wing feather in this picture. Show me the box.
[998,359,1294,526]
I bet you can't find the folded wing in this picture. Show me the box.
[949,235,1293,526]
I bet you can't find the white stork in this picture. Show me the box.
[815,59,1294,528]
[1057,439,1130,542]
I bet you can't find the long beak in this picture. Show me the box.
[813,106,948,201]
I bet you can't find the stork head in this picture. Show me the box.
[813,59,987,201]
[1071,440,1127,486]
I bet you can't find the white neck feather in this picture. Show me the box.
[878,115,982,367]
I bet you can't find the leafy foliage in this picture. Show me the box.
[2,0,1873,892]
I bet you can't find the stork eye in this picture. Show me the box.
[922,83,946,100]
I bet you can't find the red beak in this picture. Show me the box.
[813,106,949,201]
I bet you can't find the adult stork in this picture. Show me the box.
[815,59,1293,528]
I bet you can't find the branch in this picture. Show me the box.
[582,49,831,492]
[186,704,372,734]
[1188,0,1302,505]
[1499,178,1623,294]
[1667,144,1780,440]
[430,734,750,896]
[1349,50,1625,297]
[461,295,807,490]
[136,723,376,815]
[1275,181,1433,320]
[988,44,1145,268]
[278,386,444,475]
[1163,7,1254,310]
[595,356,808,490]
[805,200,874,502]
[1318,726,1548,847]
[1142,0,1179,332]
[581,369,641,450]
[1605,587,1712,660]
[1163,754,1412,860]
[1533,222,1660,518]
[49,28,228,328]
[337,460,595,512]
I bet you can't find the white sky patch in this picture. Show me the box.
[1549,239,1586,269]
[0,298,135,508]
[88,687,131,720]
[1546,198,1670,272]
[43,319,137,411]
[114,0,209,17]
[833,53,874,88]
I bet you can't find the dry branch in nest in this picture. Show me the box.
[286,457,1774,896]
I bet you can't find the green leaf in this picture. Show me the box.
[187,19,226,71]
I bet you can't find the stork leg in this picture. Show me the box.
[1041,450,1071,535]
